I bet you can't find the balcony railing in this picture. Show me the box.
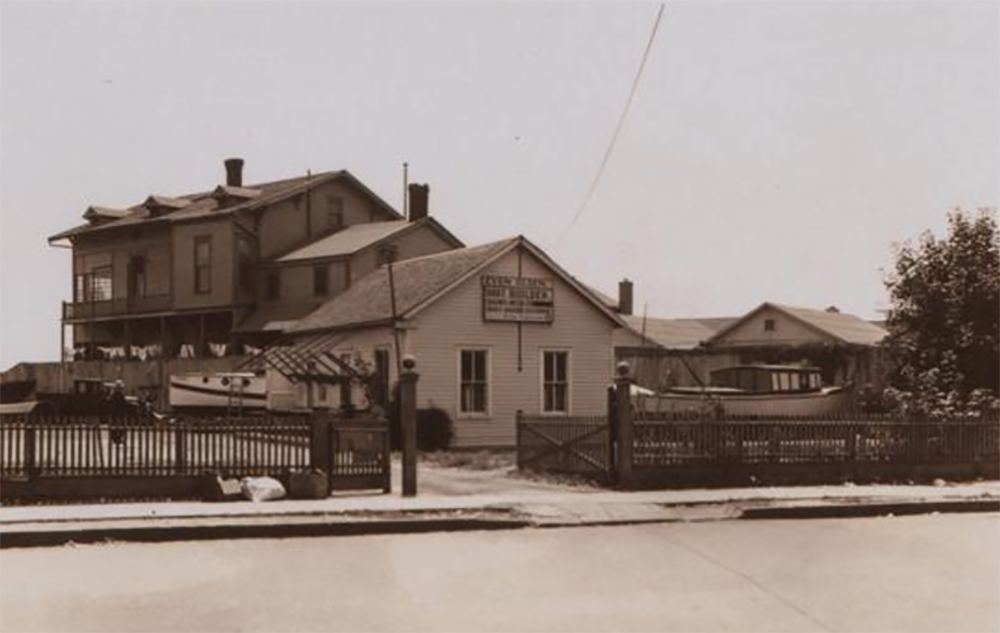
[63,294,173,320]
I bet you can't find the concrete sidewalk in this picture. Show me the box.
[2,480,998,548]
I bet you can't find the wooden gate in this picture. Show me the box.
[515,414,614,481]
[328,420,391,493]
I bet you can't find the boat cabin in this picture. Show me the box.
[709,365,823,393]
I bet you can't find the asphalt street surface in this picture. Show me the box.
[1,513,997,632]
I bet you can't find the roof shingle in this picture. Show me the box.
[290,239,517,333]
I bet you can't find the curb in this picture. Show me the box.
[0,516,533,549]
[740,499,1000,520]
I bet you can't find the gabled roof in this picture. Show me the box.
[289,236,624,335]
[275,217,464,264]
[706,302,887,347]
[48,169,402,243]
[621,315,737,350]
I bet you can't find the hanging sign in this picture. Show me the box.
[482,275,555,323]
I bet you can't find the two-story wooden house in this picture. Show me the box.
[48,159,462,364]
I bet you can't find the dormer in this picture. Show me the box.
[212,185,262,208]
[82,206,127,226]
[143,195,190,218]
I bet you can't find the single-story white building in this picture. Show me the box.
[265,236,627,447]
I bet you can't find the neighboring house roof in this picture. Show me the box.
[706,302,888,347]
[233,302,321,334]
[48,169,403,243]
[275,217,464,264]
[621,315,737,350]
[289,235,625,335]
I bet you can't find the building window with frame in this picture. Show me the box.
[128,255,147,299]
[764,318,776,332]
[74,274,87,303]
[88,266,113,301]
[542,350,570,414]
[313,265,329,296]
[193,236,212,294]
[265,270,281,300]
[326,196,345,232]
[459,349,489,415]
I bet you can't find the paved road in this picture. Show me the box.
[2,514,997,632]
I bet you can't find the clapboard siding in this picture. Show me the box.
[349,224,457,285]
[410,247,615,447]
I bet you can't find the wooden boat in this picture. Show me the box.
[169,372,267,411]
[635,365,854,417]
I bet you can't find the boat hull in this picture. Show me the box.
[169,374,267,410]
[636,386,854,417]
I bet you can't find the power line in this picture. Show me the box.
[559,4,665,241]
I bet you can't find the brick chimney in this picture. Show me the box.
[224,158,244,188]
[408,183,429,221]
[618,279,634,316]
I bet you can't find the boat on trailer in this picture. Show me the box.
[169,372,268,412]
[636,365,854,417]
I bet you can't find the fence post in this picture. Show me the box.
[614,361,634,486]
[310,408,331,478]
[399,354,419,497]
[24,423,38,478]
[606,386,617,474]
[515,409,524,471]
[174,421,187,475]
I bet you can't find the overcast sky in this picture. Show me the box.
[1,1,997,367]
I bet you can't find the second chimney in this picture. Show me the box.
[408,183,429,221]
[618,279,634,316]
[224,158,244,188]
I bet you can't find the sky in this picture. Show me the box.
[1,1,997,368]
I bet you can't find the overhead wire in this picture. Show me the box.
[558,3,666,242]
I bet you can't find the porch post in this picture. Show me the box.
[614,361,634,486]
[399,354,419,497]
[159,316,169,409]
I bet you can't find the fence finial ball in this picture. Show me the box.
[616,361,630,377]
[402,354,417,371]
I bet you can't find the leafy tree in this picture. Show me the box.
[883,209,999,417]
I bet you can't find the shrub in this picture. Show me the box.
[386,383,454,451]
[416,407,454,452]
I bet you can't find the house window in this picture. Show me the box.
[542,350,570,414]
[74,274,87,302]
[764,318,776,332]
[326,196,345,232]
[313,265,329,296]
[265,271,281,300]
[128,255,147,299]
[459,349,489,415]
[236,236,255,295]
[193,236,212,294]
[88,266,113,301]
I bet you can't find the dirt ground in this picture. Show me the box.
[391,452,601,497]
